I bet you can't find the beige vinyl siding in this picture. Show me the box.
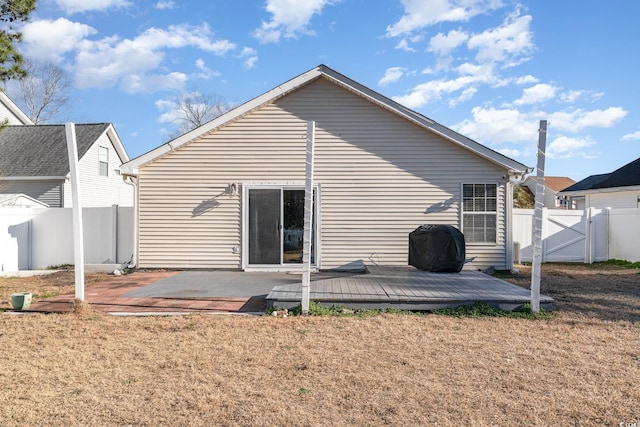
[63,132,134,207]
[137,78,509,270]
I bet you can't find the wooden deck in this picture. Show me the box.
[267,264,555,311]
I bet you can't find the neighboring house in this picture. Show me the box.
[0,124,133,207]
[0,193,48,208]
[121,65,531,271]
[522,176,576,209]
[559,157,640,210]
[0,91,33,125]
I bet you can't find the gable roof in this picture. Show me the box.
[121,64,531,175]
[0,92,33,125]
[0,193,49,207]
[561,157,640,194]
[0,123,127,178]
[526,176,576,192]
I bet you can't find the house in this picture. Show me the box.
[559,157,640,209]
[0,193,49,208]
[0,91,33,125]
[522,176,576,209]
[120,65,531,271]
[0,123,134,207]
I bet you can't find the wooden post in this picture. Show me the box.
[65,123,85,301]
[301,121,315,315]
[531,120,547,312]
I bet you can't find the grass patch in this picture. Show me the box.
[46,264,73,270]
[432,302,552,319]
[268,300,417,317]
[592,259,640,269]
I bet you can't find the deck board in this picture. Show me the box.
[267,264,555,311]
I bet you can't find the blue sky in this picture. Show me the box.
[8,0,640,180]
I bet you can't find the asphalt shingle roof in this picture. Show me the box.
[562,157,640,192]
[0,124,109,177]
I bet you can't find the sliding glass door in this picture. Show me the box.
[246,187,316,267]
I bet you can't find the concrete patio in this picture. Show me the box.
[21,265,554,315]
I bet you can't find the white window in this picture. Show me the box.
[462,183,497,243]
[99,146,109,176]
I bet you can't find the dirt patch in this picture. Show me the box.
[0,264,638,426]
[501,263,640,323]
[0,271,109,311]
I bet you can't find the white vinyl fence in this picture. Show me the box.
[1,206,133,271]
[513,207,640,263]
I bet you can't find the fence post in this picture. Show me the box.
[541,207,548,262]
[111,204,118,263]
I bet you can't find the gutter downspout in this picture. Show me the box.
[122,174,138,269]
[506,169,532,271]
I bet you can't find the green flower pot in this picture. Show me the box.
[11,292,32,311]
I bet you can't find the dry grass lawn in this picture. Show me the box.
[1,264,638,426]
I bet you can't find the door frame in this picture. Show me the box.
[241,183,321,271]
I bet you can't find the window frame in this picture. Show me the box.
[98,146,109,177]
[461,183,499,245]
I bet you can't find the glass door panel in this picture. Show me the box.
[283,190,304,263]
[248,189,281,265]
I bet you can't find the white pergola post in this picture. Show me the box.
[301,121,315,315]
[65,123,85,301]
[531,120,548,312]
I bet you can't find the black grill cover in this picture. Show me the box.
[408,225,465,272]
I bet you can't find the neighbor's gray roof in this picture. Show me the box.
[0,124,110,177]
[561,157,640,193]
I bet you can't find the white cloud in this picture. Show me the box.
[514,75,538,85]
[467,11,533,64]
[194,59,220,80]
[121,72,187,93]
[549,107,627,133]
[74,23,236,93]
[547,135,596,159]
[52,0,130,13]
[386,0,503,37]
[378,67,405,86]
[21,18,97,62]
[498,147,521,158]
[560,90,583,103]
[393,62,500,109]
[428,29,468,56]
[155,98,183,124]
[621,131,640,141]
[395,38,416,52]
[448,87,477,107]
[155,0,176,9]
[514,83,556,105]
[453,106,543,144]
[253,0,335,44]
[239,47,258,69]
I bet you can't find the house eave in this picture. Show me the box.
[0,176,66,181]
[559,184,640,197]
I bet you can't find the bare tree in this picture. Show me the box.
[9,59,72,124]
[166,91,232,140]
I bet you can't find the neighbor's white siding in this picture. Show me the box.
[585,190,640,209]
[63,132,133,207]
[137,78,509,270]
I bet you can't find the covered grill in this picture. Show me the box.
[408,225,466,272]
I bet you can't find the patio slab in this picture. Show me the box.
[21,266,554,315]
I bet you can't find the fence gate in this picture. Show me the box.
[542,210,588,262]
